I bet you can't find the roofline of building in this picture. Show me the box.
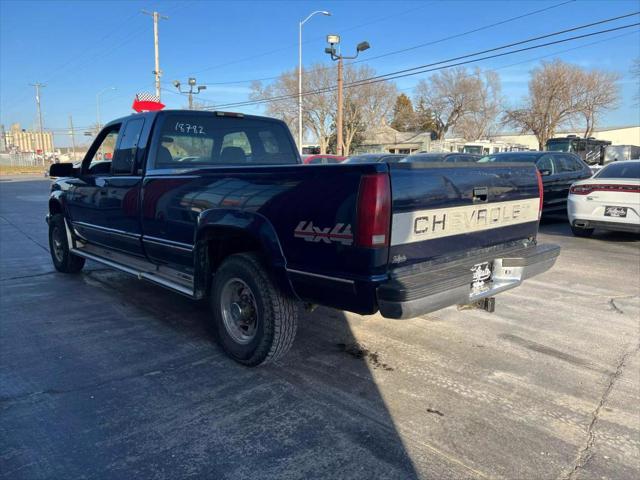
[492,125,639,137]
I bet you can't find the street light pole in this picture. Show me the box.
[325,36,370,156]
[298,10,331,154]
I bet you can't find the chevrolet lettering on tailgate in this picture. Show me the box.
[393,198,540,244]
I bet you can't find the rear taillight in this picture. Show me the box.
[535,169,544,219]
[570,184,640,195]
[356,173,391,248]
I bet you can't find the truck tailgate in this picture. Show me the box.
[373,162,560,319]
[388,162,541,271]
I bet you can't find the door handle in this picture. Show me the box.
[473,187,488,202]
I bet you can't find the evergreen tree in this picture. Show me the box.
[391,94,415,132]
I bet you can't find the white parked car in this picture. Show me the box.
[568,160,640,237]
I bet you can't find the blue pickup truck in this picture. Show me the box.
[47,110,560,365]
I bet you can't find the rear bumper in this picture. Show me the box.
[571,219,640,233]
[377,243,560,319]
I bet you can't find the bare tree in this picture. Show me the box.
[251,64,396,155]
[251,74,300,143]
[413,67,484,140]
[454,69,503,141]
[251,64,335,153]
[576,69,620,138]
[505,60,621,148]
[342,64,397,155]
[504,60,585,150]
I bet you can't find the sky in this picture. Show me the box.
[1,0,639,147]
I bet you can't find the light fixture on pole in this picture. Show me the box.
[325,36,369,156]
[173,78,207,110]
[298,10,331,154]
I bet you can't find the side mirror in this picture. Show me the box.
[49,162,75,178]
[538,169,551,176]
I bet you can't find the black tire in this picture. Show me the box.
[210,252,298,366]
[571,224,594,237]
[48,213,85,273]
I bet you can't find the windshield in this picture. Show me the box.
[478,153,542,163]
[344,154,382,164]
[595,162,640,179]
[546,139,574,152]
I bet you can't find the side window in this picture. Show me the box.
[85,127,120,174]
[536,155,554,174]
[566,154,583,172]
[112,119,144,175]
[557,154,579,173]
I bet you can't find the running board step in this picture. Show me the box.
[70,248,196,298]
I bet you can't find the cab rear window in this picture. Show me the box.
[154,114,298,167]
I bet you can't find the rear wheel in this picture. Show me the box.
[571,224,594,237]
[210,253,298,366]
[48,213,85,273]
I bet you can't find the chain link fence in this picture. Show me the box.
[0,152,46,167]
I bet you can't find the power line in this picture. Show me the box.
[345,12,640,85]
[208,21,640,110]
[394,29,640,94]
[349,0,578,66]
[193,0,577,87]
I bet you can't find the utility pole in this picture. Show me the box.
[68,115,76,161]
[324,36,370,157]
[30,82,46,161]
[142,10,168,101]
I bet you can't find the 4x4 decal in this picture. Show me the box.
[294,221,353,245]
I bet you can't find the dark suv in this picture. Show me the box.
[479,151,592,214]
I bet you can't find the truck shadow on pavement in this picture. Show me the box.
[0,264,419,479]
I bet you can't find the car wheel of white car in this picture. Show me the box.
[211,252,298,366]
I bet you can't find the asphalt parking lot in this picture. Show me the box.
[1,177,638,480]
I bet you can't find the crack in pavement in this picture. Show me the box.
[558,342,640,480]
[0,214,49,252]
[0,271,56,282]
[608,298,624,314]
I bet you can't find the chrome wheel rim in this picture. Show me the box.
[220,278,258,345]
[52,225,65,263]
